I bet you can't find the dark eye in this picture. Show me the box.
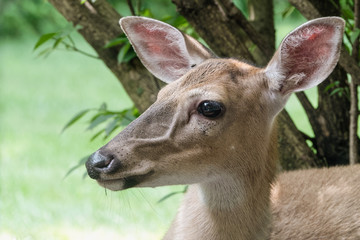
[197,100,225,119]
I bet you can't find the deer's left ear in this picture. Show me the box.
[120,16,214,84]
[265,17,345,95]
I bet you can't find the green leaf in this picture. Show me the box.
[132,107,140,118]
[330,88,343,96]
[90,129,105,142]
[36,47,53,58]
[62,109,91,133]
[282,5,295,19]
[350,28,360,44]
[122,51,137,63]
[53,37,64,49]
[87,114,115,130]
[117,42,132,63]
[63,155,89,179]
[104,37,128,48]
[233,0,249,18]
[323,81,339,93]
[342,8,354,19]
[34,32,58,50]
[104,118,120,138]
[139,8,154,18]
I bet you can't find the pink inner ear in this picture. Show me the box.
[133,22,187,63]
[282,23,336,88]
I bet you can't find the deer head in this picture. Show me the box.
[85,17,344,191]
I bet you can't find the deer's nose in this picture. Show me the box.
[85,151,120,179]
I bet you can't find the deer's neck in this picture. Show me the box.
[164,126,278,240]
[171,175,272,240]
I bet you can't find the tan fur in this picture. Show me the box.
[271,165,360,239]
[86,17,360,240]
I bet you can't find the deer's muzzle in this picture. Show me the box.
[85,151,121,180]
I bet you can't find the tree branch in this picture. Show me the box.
[295,92,317,126]
[127,0,136,16]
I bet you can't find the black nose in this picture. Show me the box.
[85,151,120,179]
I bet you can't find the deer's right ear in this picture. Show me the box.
[120,16,214,83]
[265,17,345,96]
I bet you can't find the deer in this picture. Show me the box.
[85,16,360,239]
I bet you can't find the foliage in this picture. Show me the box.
[62,103,140,141]
[0,0,66,38]
[33,24,99,59]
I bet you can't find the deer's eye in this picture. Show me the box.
[197,100,225,119]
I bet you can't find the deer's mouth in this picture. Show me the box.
[97,170,155,191]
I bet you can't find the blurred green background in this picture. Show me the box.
[0,0,308,239]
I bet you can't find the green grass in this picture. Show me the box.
[0,37,183,240]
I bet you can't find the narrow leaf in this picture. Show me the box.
[323,82,338,93]
[117,42,132,63]
[330,88,343,96]
[87,114,115,130]
[122,51,137,63]
[36,47,53,58]
[104,37,128,48]
[53,37,64,49]
[34,32,58,50]
[350,28,360,44]
[63,155,89,179]
[90,129,105,142]
[104,118,120,137]
[282,5,295,19]
[62,109,91,133]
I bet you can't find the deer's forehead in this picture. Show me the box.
[180,59,258,87]
[157,59,265,104]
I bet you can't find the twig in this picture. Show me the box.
[295,92,317,127]
[349,0,359,165]
[127,0,136,16]
[61,38,100,59]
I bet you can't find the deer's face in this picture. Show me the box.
[85,16,344,191]
[86,59,275,191]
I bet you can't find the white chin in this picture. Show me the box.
[97,179,124,191]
